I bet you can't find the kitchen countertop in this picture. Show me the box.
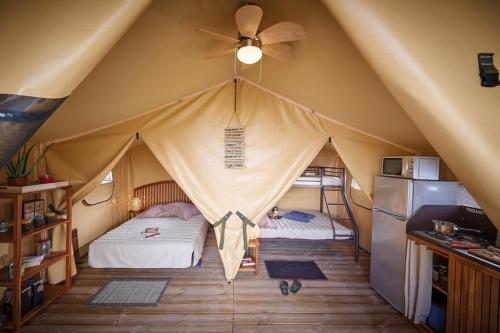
[408,230,500,272]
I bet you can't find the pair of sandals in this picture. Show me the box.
[279,279,302,295]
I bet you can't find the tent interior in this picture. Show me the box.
[0,0,499,332]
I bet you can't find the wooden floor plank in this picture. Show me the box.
[20,229,417,332]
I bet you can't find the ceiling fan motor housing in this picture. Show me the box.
[238,37,261,49]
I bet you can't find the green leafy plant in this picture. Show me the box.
[4,144,50,179]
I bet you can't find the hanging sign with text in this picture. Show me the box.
[224,127,245,169]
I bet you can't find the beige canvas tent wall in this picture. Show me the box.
[39,79,409,281]
[0,0,151,170]
[1,0,498,282]
[323,0,500,228]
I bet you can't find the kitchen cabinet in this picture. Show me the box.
[408,234,500,333]
[447,254,499,333]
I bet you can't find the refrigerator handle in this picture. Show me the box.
[373,208,407,221]
[393,215,407,222]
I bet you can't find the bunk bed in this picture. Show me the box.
[260,167,360,262]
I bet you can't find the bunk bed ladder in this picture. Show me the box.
[320,167,360,262]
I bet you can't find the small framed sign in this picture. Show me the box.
[224,127,245,169]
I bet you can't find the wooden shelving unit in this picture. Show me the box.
[0,184,72,332]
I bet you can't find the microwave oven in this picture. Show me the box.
[381,156,440,180]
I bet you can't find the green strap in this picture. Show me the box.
[235,211,256,250]
[213,211,233,250]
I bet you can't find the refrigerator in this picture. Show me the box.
[370,176,459,313]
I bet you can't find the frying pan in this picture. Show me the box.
[432,220,482,236]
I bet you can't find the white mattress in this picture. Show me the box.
[259,209,353,240]
[88,215,208,269]
[294,176,341,187]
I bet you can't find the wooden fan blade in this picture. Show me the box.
[235,5,263,38]
[262,43,292,62]
[203,48,236,59]
[197,28,238,43]
[258,22,307,45]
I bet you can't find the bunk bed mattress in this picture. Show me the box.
[294,176,342,187]
[88,215,208,269]
[259,210,353,240]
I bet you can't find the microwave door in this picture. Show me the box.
[382,158,403,177]
[373,176,413,218]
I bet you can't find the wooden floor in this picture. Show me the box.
[20,229,419,332]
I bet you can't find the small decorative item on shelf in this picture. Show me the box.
[8,262,25,280]
[25,278,44,306]
[22,218,34,233]
[33,215,45,228]
[36,239,51,256]
[432,265,440,282]
[0,220,9,233]
[4,286,32,316]
[38,174,54,184]
[48,203,67,220]
[56,211,67,220]
[3,144,50,187]
[44,211,56,225]
[23,199,45,220]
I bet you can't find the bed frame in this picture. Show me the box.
[294,166,360,262]
[133,180,191,209]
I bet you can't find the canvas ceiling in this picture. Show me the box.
[32,0,432,155]
[2,0,498,268]
[0,0,151,98]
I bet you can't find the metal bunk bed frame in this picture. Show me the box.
[294,166,360,262]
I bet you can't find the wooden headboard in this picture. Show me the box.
[133,181,191,209]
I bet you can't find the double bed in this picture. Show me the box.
[88,181,209,269]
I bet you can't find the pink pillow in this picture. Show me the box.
[141,202,200,220]
[140,204,164,218]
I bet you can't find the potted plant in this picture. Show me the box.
[3,144,50,187]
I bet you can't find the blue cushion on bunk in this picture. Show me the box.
[283,211,315,223]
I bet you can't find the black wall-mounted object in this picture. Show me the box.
[0,94,66,170]
[478,53,499,87]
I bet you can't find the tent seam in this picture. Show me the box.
[236,76,418,154]
[41,76,417,154]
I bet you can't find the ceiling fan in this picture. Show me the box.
[198,4,307,65]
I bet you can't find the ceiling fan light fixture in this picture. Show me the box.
[237,38,262,64]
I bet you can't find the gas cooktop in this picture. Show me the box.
[422,231,490,246]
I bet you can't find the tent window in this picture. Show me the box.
[101,171,113,184]
[351,178,361,191]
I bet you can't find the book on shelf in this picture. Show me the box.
[21,255,45,267]
[241,262,255,267]
[241,256,255,266]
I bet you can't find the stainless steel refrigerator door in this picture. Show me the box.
[412,181,459,213]
[373,176,413,218]
[370,209,407,313]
